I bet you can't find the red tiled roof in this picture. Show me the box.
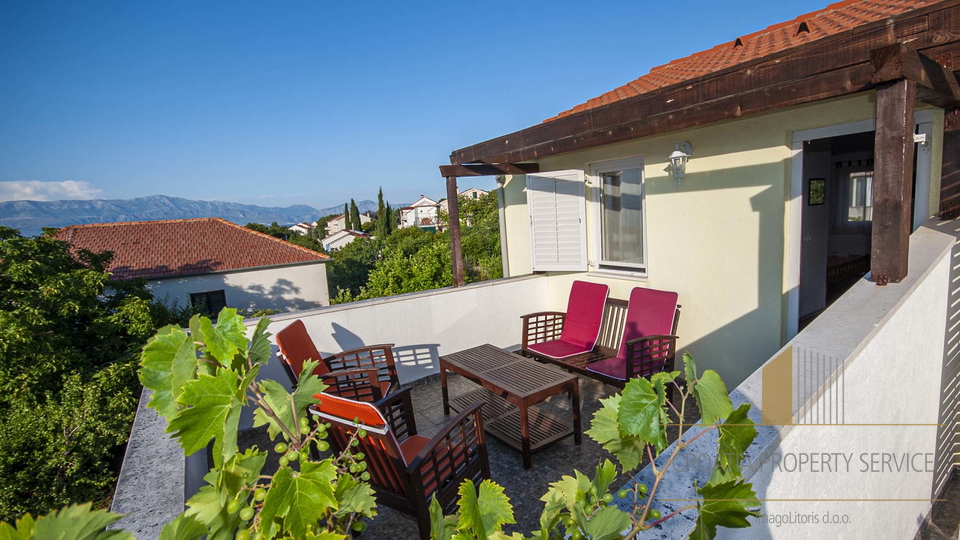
[57,218,329,281]
[545,0,935,122]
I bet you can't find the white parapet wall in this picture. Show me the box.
[624,220,958,540]
[249,274,550,384]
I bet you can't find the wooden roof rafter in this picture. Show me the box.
[438,162,540,178]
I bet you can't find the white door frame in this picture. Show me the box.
[786,110,934,339]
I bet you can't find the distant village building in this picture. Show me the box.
[324,213,371,236]
[399,196,440,230]
[321,229,368,251]
[438,187,489,214]
[288,222,314,235]
[58,218,330,314]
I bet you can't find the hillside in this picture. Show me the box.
[0,195,321,236]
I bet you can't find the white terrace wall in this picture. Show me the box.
[628,220,957,540]
[249,275,549,384]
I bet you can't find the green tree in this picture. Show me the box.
[244,223,326,254]
[375,187,389,238]
[343,203,352,231]
[0,227,190,520]
[350,199,362,232]
[327,237,381,303]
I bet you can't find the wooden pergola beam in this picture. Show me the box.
[439,163,540,178]
[871,78,917,285]
[871,44,960,109]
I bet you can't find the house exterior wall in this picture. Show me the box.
[499,92,943,386]
[146,262,330,313]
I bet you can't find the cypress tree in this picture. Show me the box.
[350,199,362,232]
[343,203,352,230]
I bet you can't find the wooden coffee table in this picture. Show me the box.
[440,344,581,469]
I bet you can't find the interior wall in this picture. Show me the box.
[799,139,832,318]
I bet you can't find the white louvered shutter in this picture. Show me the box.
[526,170,587,271]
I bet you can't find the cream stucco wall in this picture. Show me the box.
[147,262,330,314]
[500,92,943,386]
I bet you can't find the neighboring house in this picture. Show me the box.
[288,222,313,236]
[58,218,331,314]
[439,0,960,388]
[321,229,368,251]
[324,213,371,236]
[438,187,489,214]
[399,195,439,230]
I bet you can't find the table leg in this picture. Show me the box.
[440,364,450,416]
[519,404,532,470]
[572,382,582,446]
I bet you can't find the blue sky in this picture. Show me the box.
[1,0,829,210]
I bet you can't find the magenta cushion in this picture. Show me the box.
[558,281,609,350]
[527,339,593,360]
[585,356,628,381]
[615,287,679,361]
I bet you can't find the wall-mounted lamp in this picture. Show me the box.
[668,141,693,185]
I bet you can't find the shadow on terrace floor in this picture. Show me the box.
[240,372,700,539]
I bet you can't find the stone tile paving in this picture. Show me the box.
[239,373,700,540]
[916,475,960,540]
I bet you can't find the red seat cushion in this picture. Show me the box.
[527,339,593,360]
[558,281,609,349]
[615,287,678,361]
[276,320,331,378]
[585,356,629,381]
[399,435,431,465]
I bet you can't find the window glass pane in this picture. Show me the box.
[847,171,874,222]
[600,168,643,266]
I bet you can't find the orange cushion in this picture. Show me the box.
[399,435,431,465]
[312,392,387,429]
[276,320,331,379]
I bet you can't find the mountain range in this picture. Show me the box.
[0,195,384,236]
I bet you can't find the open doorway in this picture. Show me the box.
[798,132,875,325]
[794,115,934,330]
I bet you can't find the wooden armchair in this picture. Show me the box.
[584,287,681,391]
[275,320,399,402]
[312,388,489,540]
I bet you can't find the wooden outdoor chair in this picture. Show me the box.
[276,319,400,402]
[583,287,681,389]
[312,389,489,540]
[521,280,610,362]
[522,283,680,390]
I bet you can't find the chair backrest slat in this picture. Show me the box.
[276,320,331,381]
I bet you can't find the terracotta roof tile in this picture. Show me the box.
[544,0,935,122]
[57,218,329,281]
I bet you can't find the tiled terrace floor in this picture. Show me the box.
[240,372,699,539]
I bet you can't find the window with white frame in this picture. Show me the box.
[591,158,646,273]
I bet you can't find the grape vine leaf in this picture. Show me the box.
[591,459,618,496]
[252,361,326,440]
[0,504,134,540]
[428,496,456,540]
[690,480,761,540]
[709,403,756,485]
[456,479,515,537]
[573,505,631,540]
[691,370,733,425]
[586,395,645,471]
[683,352,698,392]
[247,317,273,367]
[216,448,266,503]
[166,369,242,463]
[303,532,348,540]
[157,514,207,540]
[332,474,378,519]
[198,309,248,363]
[258,460,338,539]
[140,325,197,420]
[618,377,668,451]
[184,469,243,540]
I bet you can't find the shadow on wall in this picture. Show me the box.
[324,322,441,382]
[129,259,326,313]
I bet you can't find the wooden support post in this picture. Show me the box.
[871,78,917,284]
[446,176,465,287]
